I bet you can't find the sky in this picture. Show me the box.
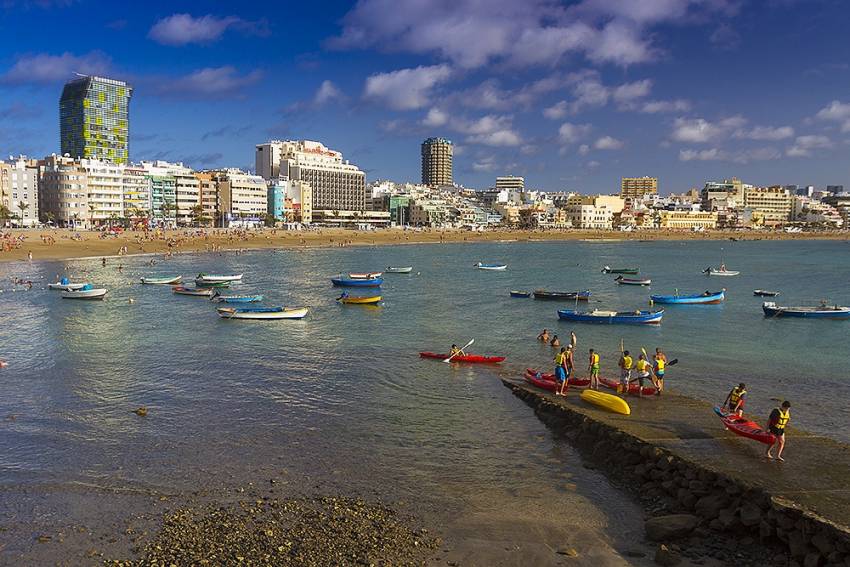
[1,0,850,194]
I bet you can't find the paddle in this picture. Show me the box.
[444,338,474,363]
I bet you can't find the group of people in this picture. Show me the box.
[723,383,792,461]
[617,348,667,398]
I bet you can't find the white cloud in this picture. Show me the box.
[679,146,781,163]
[459,115,522,147]
[733,125,794,141]
[709,24,741,51]
[159,66,263,98]
[786,135,832,157]
[567,70,610,113]
[148,14,268,46]
[815,100,850,132]
[472,155,499,172]
[363,64,452,110]
[578,144,590,155]
[422,107,449,127]
[670,115,746,143]
[594,135,624,150]
[679,148,723,161]
[314,80,345,105]
[613,79,653,103]
[2,51,111,84]
[586,160,601,169]
[639,99,691,113]
[543,101,569,120]
[588,21,655,65]
[558,122,592,144]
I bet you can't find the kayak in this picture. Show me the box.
[523,369,591,389]
[713,406,776,445]
[598,376,657,396]
[419,352,506,363]
[581,390,631,415]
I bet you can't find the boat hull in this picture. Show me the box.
[331,277,383,287]
[173,286,214,297]
[338,296,382,304]
[706,269,739,276]
[385,266,413,273]
[419,352,505,363]
[349,272,383,279]
[140,276,182,285]
[599,377,657,396]
[217,307,308,320]
[196,274,243,283]
[615,277,651,286]
[753,290,780,297]
[509,290,532,298]
[762,302,850,319]
[49,282,87,290]
[602,267,639,275]
[475,263,506,270]
[581,389,631,415]
[533,290,592,301]
[650,290,725,304]
[523,369,591,389]
[211,295,263,303]
[61,289,107,299]
[714,407,776,445]
[557,309,663,324]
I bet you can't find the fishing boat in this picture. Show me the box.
[557,308,664,324]
[753,289,780,297]
[172,286,215,297]
[650,290,725,305]
[349,272,383,279]
[475,262,507,271]
[509,290,532,298]
[140,275,182,285]
[194,278,231,288]
[48,278,88,291]
[331,276,383,287]
[210,293,263,303]
[337,294,382,305]
[703,267,740,276]
[419,352,506,363]
[714,407,776,445]
[601,266,639,275]
[614,276,651,286]
[533,290,592,301]
[217,306,309,320]
[385,266,413,273]
[762,301,850,319]
[196,273,243,283]
[523,369,590,389]
[61,284,107,300]
[581,389,631,415]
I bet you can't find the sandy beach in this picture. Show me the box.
[1,227,848,264]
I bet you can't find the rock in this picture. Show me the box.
[645,515,700,542]
[810,531,835,555]
[695,494,727,520]
[624,550,647,558]
[654,544,681,566]
[717,508,738,530]
[789,531,809,558]
[133,407,148,417]
[740,502,762,527]
[803,552,823,567]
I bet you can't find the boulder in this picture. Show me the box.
[789,531,809,558]
[717,508,739,530]
[740,502,763,527]
[760,520,774,541]
[803,552,823,567]
[654,544,682,566]
[645,515,700,542]
[695,493,727,520]
[810,531,834,555]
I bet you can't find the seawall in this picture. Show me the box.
[503,379,850,566]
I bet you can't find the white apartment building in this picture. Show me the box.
[564,195,625,229]
[80,158,123,225]
[140,161,200,226]
[0,156,39,227]
[495,176,525,192]
[215,168,267,225]
[122,165,151,220]
[743,186,793,225]
[39,154,89,228]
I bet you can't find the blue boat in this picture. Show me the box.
[331,276,383,287]
[650,290,725,305]
[762,301,850,319]
[557,308,664,324]
[509,290,531,298]
[211,293,264,303]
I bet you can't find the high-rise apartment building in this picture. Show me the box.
[122,164,151,223]
[60,75,132,164]
[495,176,524,192]
[620,176,658,200]
[214,169,268,224]
[256,140,365,212]
[39,154,89,228]
[421,137,453,187]
[0,156,39,227]
[80,158,124,224]
[196,172,219,227]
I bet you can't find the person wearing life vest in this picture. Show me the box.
[724,383,747,417]
[618,350,633,395]
[653,348,667,394]
[554,347,569,396]
[766,401,791,461]
[633,354,654,398]
[587,348,600,390]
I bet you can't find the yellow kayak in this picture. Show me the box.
[338,295,382,305]
[580,389,631,416]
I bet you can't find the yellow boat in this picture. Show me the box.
[338,295,382,305]
[580,389,631,416]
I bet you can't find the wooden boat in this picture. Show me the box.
[210,294,263,303]
[337,294,382,305]
[509,290,532,298]
[194,279,231,288]
[650,290,725,305]
[475,262,507,270]
[615,276,651,286]
[753,289,780,297]
[419,352,505,363]
[601,266,639,275]
[196,273,243,283]
[581,389,631,415]
[704,267,739,276]
[61,285,107,300]
[533,290,592,301]
[331,276,383,287]
[140,276,182,285]
[385,266,413,273]
[558,308,664,324]
[714,407,776,445]
[172,286,215,297]
[48,279,88,291]
[762,301,850,319]
[349,272,383,279]
[217,306,309,320]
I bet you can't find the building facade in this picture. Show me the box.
[621,176,658,200]
[215,169,268,225]
[0,156,39,227]
[196,172,219,227]
[495,176,524,192]
[657,210,718,230]
[122,165,151,225]
[743,186,793,225]
[421,137,453,187]
[39,154,89,228]
[60,75,132,164]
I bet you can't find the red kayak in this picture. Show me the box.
[599,376,657,396]
[524,369,591,389]
[419,352,506,363]
[714,407,776,445]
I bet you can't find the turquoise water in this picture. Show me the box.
[0,239,848,558]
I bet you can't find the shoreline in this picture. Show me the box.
[2,227,848,265]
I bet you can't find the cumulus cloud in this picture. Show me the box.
[639,99,691,113]
[670,115,746,143]
[733,125,794,141]
[472,155,499,172]
[2,51,111,84]
[313,80,345,105]
[815,100,850,132]
[679,146,781,164]
[363,64,452,110]
[558,122,592,144]
[543,101,569,120]
[594,135,624,150]
[563,70,653,113]
[422,107,449,127]
[709,23,741,50]
[612,79,653,103]
[149,14,269,46]
[786,135,832,157]
[458,115,522,147]
[158,66,263,99]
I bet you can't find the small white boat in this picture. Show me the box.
[475,262,507,271]
[61,286,108,300]
[48,281,88,291]
[140,276,182,285]
[704,267,740,276]
[614,276,652,286]
[385,266,413,274]
[217,306,309,320]
[173,286,215,297]
[349,272,383,279]
[196,273,243,283]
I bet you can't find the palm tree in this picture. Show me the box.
[189,204,205,227]
[17,201,30,224]
[0,204,12,227]
[88,204,97,229]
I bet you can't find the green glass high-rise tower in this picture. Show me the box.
[60,75,132,164]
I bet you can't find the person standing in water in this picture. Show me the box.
[766,401,791,461]
[653,348,667,394]
[537,329,550,342]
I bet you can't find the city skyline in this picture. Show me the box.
[2,1,850,193]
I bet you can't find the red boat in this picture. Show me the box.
[599,376,657,396]
[523,369,591,390]
[714,407,776,445]
[419,352,506,363]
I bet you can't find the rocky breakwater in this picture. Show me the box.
[504,380,850,567]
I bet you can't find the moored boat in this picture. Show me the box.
[581,389,631,415]
[140,275,182,285]
[194,279,231,288]
[210,293,263,303]
[48,278,88,291]
[385,266,413,273]
[349,272,383,279]
[509,290,532,298]
[601,266,639,275]
[217,306,309,320]
[762,301,850,319]
[557,308,664,324]
[704,267,740,276]
[331,276,383,287]
[196,273,243,283]
[614,276,651,286]
[419,352,506,363]
[753,289,780,297]
[533,290,592,301]
[337,294,382,305]
[714,406,776,445]
[173,286,215,297]
[650,290,725,305]
[475,262,507,271]
[61,284,107,300]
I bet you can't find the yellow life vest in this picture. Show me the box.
[622,355,633,369]
[655,358,665,371]
[636,359,649,372]
[591,353,600,367]
[730,387,746,405]
[554,352,566,365]
[776,408,790,430]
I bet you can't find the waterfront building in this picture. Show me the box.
[702,178,746,210]
[388,195,412,225]
[564,195,625,230]
[214,169,268,227]
[0,156,39,227]
[495,176,524,192]
[823,194,850,227]
[60,75,132,164]
[174,169,200,226]
[39,154,89,228]
[122,165,151,226]
[267,178,312,224]
[256,140,365,214]
[421,137,453,187]
[792,196,843,228]
[79,159,123,225]
[620,176,658,200]
[657,210,718,230]
[743,186,793,225]
[196,172,219,227]
[409,199,454,227]
[826,185,844,195]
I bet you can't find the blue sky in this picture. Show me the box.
[1,0,850,193]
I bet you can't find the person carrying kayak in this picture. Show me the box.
[766,401,791,461]
[653,348,667,395]
[554,347,569,396]
[537,329,550,342]
[723,383,747,417]
[587,348,600,390]
[633,353,654,398]
[618,350,633,395]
